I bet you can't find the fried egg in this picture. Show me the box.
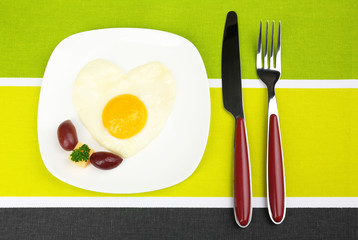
[73,59,176,158]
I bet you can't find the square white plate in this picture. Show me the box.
[38,28,210,194]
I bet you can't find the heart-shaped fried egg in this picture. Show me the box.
[73,59,176,158]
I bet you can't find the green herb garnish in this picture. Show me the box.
[70,144,90,162]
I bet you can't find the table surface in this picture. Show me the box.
[0,0,357,239]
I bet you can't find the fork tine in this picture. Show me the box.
[256,21,262,69]
[275,21,281,71]
[269,21,274,69]
[263,21,268,69]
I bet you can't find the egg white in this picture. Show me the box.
[73,59,176,158]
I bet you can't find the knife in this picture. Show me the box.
[221,11,252,228]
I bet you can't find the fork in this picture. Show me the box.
[256,21,286,224]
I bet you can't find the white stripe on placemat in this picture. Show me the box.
[208,79,358,88]
[0,197,357,208]
[0,78,42,86]
[1,78,358,88]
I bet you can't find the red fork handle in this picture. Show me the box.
[268,114,286,224]
[234,117,252,227]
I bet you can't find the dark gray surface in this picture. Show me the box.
[0,208,357,239]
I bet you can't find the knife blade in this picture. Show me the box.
[221,11,252,228]
[222,12,244,119]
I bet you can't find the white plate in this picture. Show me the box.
[38,28,210,194]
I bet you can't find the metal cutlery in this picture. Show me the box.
[222,11,252,228]
[256,20,286,224]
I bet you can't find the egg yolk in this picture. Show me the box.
[102,94,147,139]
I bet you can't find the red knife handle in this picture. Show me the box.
[268,114,286,224]
[234,117,252,227]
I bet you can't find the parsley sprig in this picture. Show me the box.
[70,144,90,162]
